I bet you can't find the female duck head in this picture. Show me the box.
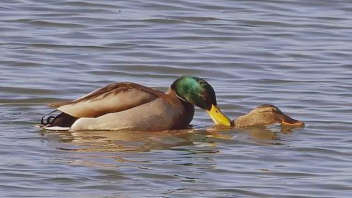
[171,76,232,127]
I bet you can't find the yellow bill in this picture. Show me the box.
[207,104,232,127]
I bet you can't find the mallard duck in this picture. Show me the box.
[41,76,232,131]
[233,104,304,128]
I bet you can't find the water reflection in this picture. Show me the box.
[210,124,302,144]
[238,124,301,140]
[41,124,302,154]
[42,129,200,152]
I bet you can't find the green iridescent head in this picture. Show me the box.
[171,76,232,126]
[171,76,216,110]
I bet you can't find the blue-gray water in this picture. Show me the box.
[1,0,352,197]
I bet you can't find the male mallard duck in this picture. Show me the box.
[233,104,304,128]
[41,76,232,131]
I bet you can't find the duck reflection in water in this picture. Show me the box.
[45,128,213,153]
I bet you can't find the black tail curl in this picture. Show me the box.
[41,110,77,128]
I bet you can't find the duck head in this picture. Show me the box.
[171,76,232,127]
[234,104,304,128]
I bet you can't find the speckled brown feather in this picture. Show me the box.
[234,104,304,128]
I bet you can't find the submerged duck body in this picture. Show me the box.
[234,104,304,128]
[41,76,231,131]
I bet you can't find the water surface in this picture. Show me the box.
[1,0,352,197]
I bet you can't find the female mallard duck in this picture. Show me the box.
[233,104,304,128]
[41,76,232,131]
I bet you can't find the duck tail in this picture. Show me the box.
[40,110,77,130]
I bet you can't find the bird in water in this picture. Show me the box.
[40,76,232,131]
[40,76,304,131]
[233,104,304,128]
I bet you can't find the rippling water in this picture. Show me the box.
[1,0,352,197]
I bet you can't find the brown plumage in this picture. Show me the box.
[234,104,304,128]
[43,82,194,131]
[50,82,162,118]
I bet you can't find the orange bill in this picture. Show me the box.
[280,113,305,127]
